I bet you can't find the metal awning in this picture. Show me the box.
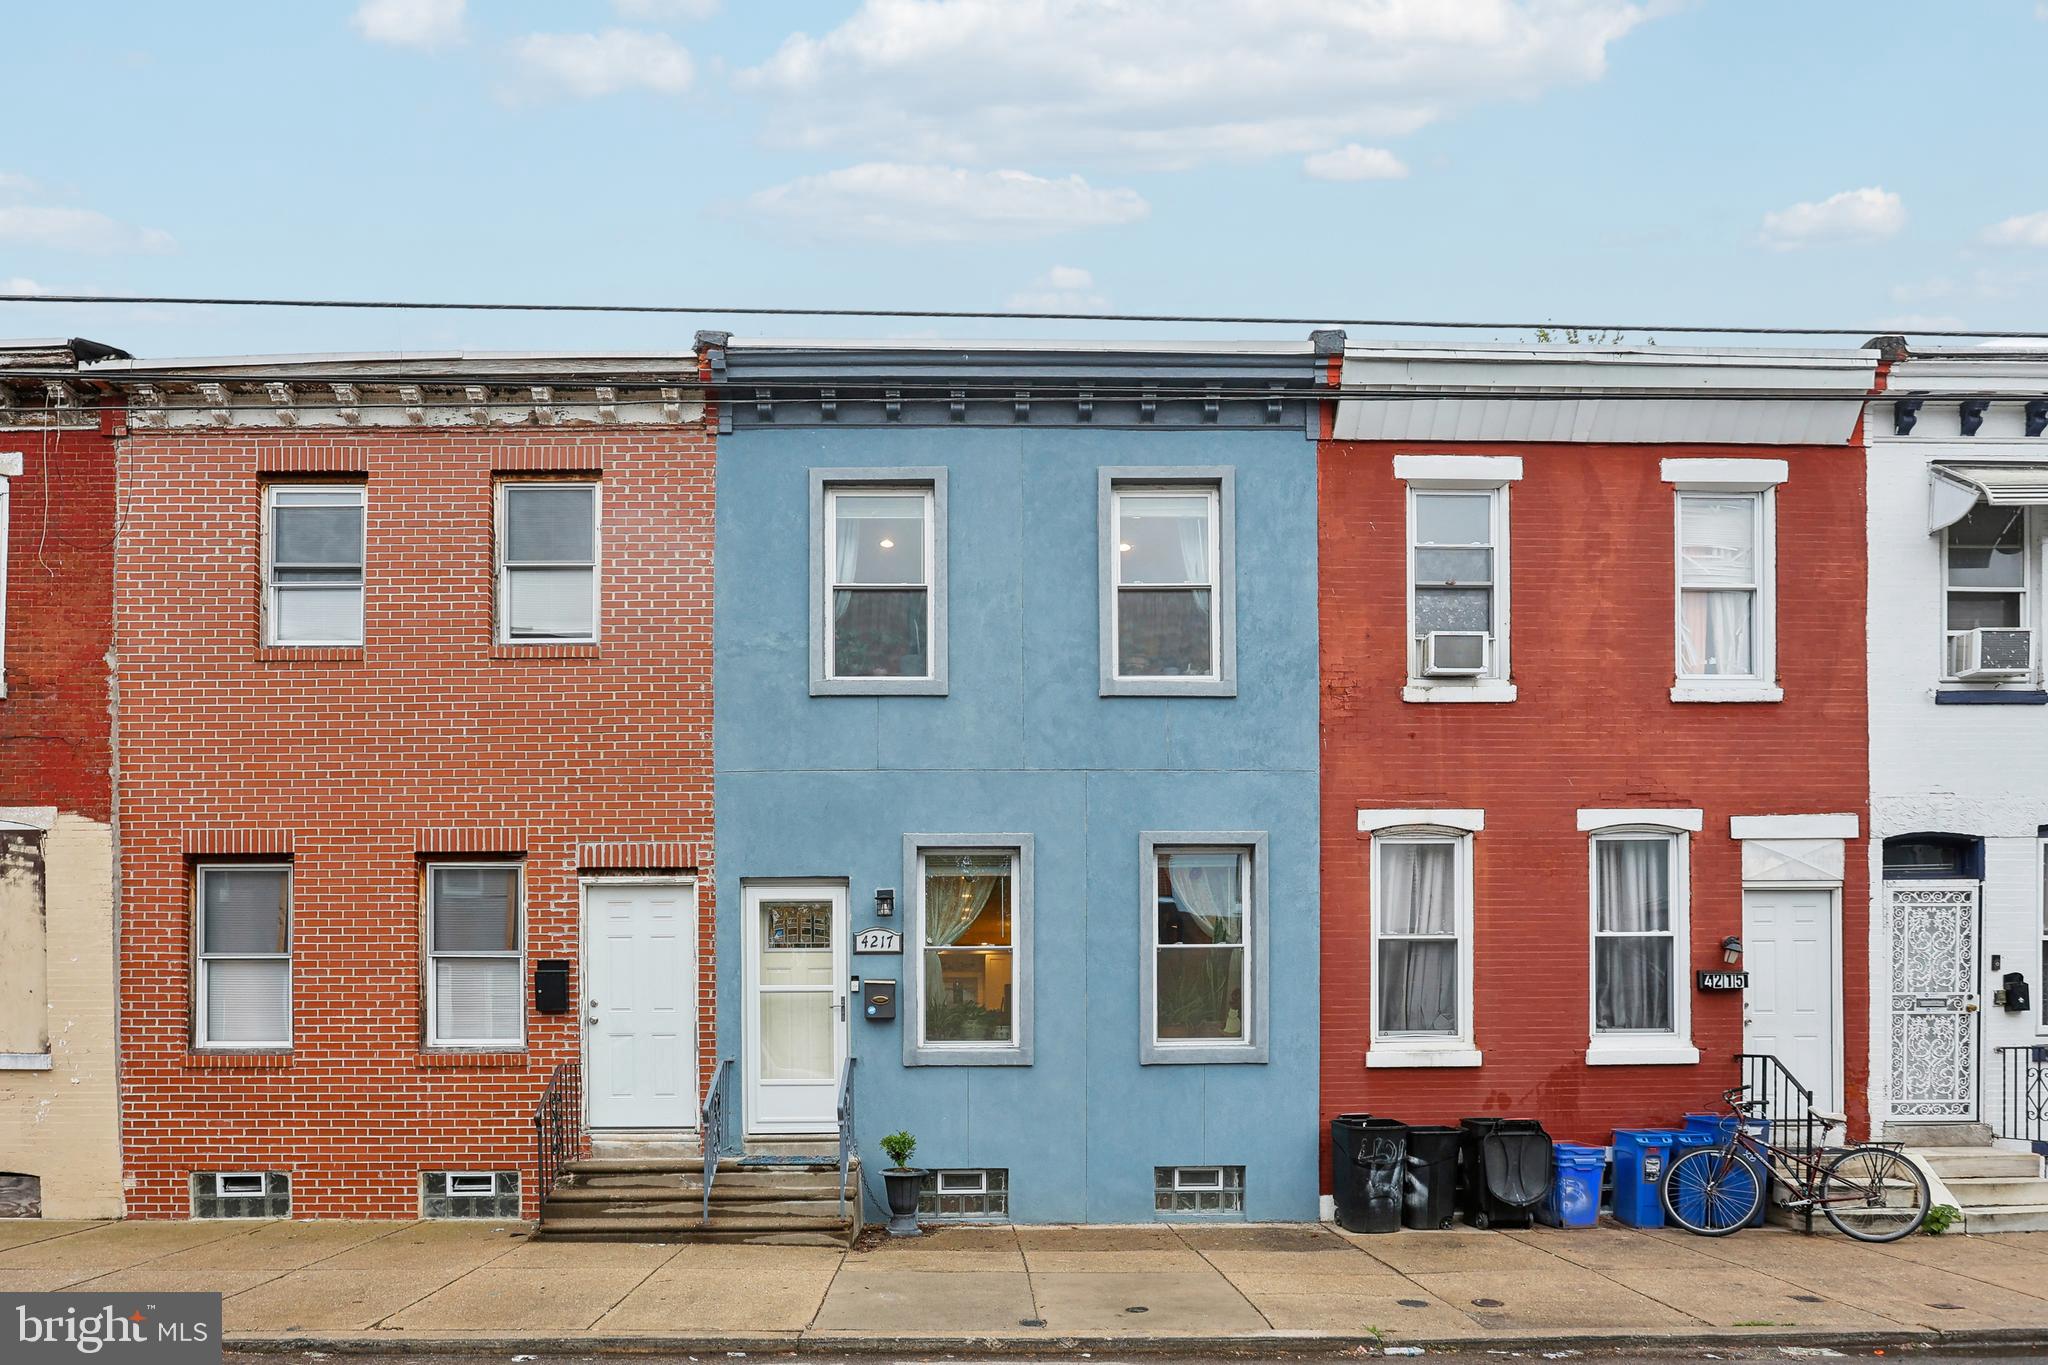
[1929,462,2048,532]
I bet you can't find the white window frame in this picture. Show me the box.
[904,834,1033,1066]
[424,861,527,1050]
[193,862,293,1051]
[1940,503,2037,686]
[1100,470,1237,697]
[1139,835,1268,1065]
[494,480,600,645]
[1365,825,1480,1068]
[827,485,934,680]
[1663,459,1785,702]
[1580,809,1700,1066]
[263,482,366,647]
[811,471,948,695]
[0,451,18,696]
[1396,455,1519,703]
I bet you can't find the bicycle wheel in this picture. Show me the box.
[1662,1145,1763,1235]
[1819,1145,1929,1242]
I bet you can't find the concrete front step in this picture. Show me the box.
[1884,1121,1994,1147]
[1944,1174,2048,1207]
[552,1180,849,1202]
[1913,1146,2046,1179]
[1961,1203,2048,1234]
[535,1222,850,1246]
[535,1209,855,1244]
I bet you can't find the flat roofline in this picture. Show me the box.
[84,348,698,372]
[1344,341,1877,365]
[725,336,1316,354]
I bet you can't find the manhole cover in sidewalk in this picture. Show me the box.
[1472,1298,1505,1308]
[1398,1300,1429,1308]
[1790,1295,1823,1303]
[1930,1304,1965,1311]
[1125,1306,1149,1314]
[1019,1319,1046,1327]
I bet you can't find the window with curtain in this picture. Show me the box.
[268,485,365,645]
[1677,493,1763,679]
[920,850,1015,1046]
[1373,835,1464,1038]
[828,488,931,679]
[1411,489,1497,676]
[1944,503,2028,676]
[1114,487,1218,678]
[1152,847,1249,1044]
[427,864,523,1047]
[498,482,598,642]
[195,865,291,1047]
[1592,834,1679,1034]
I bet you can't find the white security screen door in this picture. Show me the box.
[1886,881,1981,1120]
[745,884,848,1134]
[584,880,697,1129]
[1742,888,1840,1109]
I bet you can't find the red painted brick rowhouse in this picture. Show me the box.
[1318,341,1881,1199]
[109,356,716,1218]
[0,339,128,1218]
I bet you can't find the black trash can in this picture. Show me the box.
[1402,1125,1461,1230]
[1331,1117,1407,1233]
[1457,1117,1553,1228]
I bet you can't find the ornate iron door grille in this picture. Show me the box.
[1886,881,1980,1120]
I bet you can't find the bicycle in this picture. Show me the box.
[1660,1085,1930,1242]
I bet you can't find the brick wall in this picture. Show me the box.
[116,425,715,1219]
[1318,438,1870,1183]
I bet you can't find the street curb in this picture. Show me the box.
[222,1324,2048,1356]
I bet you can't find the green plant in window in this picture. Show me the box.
[880,1130,918,1170]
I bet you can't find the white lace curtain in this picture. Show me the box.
[1163,852,1241,943]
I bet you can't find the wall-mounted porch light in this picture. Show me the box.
[876,888,895,918]
[1721,935,1743,964]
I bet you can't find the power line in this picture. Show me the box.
[4,291,2046,340]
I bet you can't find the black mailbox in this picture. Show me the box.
[2004,971,2032,1015]
[862,978,897,1021]
[535,960,572,1014]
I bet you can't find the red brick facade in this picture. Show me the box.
[1318,438,1870,1181]
[4,417,115,820]
[116,423,715,1219]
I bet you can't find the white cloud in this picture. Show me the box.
[1758,187,1903,249]
[746,163,1148,243]
[0,172,39,197]
[506,30,694,100]
[612,0,720,19]
[1303,144,1409,181]
[1008,265,1108,311]
[1984,211,2048,248]
[737,0,1649,170]
[0,205,173,255]
[352,0,465,49]
[4,277,47,295]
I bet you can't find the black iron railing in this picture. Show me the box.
[700,1057,733,1224]
[532,1060,584,1208]
[1995,1045,2048,1143]
[1736,1052,1822,1232]
[836,1055,857,1222]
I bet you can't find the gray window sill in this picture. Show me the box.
[1935,689,2048,705]
[813,676,948,697]
[0,1052,52,1071]
[905,1046,1032,1067]
[1142,1041,1267,1065]
[1103,677,1237,698]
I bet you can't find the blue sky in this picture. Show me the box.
[3,0,2047,356]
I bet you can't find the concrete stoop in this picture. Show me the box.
[1893,1123,2048,1234]
[538,1147,860,1246]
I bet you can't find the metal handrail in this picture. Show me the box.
[836,1055,857,1222]
[532,1060,584,1213]
[1735,1052,1820,1231]
[1995,1045,2048,1143]
[700,1058,733,1224]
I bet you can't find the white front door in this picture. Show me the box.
[1885,880,1981,1121]
[584,879,697,1129]
[744,883,847,1135]
[1742,888,1841,1110]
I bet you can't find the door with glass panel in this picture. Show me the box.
[744,884,847,1134]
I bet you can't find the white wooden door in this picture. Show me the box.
[744,884,847,1135]
[1886,880,1981,1121]
[584,880,697,1129]
[1742,888,1840,1109]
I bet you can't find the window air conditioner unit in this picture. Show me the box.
[1422,631,1489,678]
[1950,627,2032,681]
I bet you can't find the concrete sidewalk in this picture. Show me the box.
[7,1215,2048,1350]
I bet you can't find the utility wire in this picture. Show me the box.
[5,291,2047,340]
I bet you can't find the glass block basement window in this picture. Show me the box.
[191,1171,290,1219]
[1155,1165,1245,1214]
[422,1170,521,1219]
[916,1168,1009,1220]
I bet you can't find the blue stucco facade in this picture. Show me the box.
[710,344,1324,1223]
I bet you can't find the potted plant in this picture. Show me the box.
[879,1130,924,1237]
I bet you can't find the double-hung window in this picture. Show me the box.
[426,864,524,1048]
[906,835,1032,1064]
[1663,459,1783,701]
[497,482,598,643]
[1360,810,1480,1066]
[813,472,947,694]
[1582,809,1699,1065]
[1943,503,2031,681]
[266,484,365,645]
[1395,456,1518,700]
[1140,835,1267,1063]
[1101,472,1236,695]
[194,865,291,1048]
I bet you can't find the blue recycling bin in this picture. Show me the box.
[1680,1114,1768,1226]
[1543,1142,1607,1228]
[1610,1129,1677,1227]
